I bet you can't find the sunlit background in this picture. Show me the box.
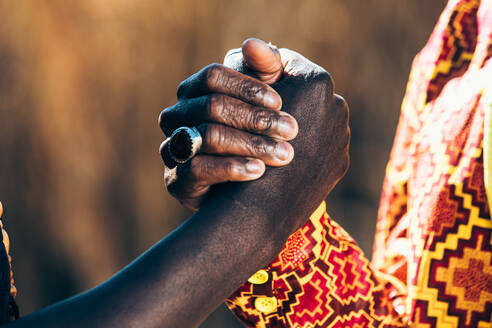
[0,1,446,326]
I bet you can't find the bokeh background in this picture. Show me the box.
[0,1,446,326]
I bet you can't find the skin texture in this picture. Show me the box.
[5,40,349,328]
[159,43,299,210]
[162,39,350,213]
[160,39,296,211]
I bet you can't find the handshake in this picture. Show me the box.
[159,38,350,231]
[3,39,351,328]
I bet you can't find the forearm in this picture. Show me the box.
[6,43,348,328]
[5,185,289,328]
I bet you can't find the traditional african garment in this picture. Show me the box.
[227,0,492,327]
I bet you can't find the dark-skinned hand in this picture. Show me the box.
[159,39,350,223]
[6,39,350,328]
[153,40,351,325]
[159,39,297,211]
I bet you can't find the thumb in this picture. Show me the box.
[242,38,283,84]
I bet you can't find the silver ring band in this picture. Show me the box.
[167,126,203,164]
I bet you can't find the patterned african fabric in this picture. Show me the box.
[226,0,492,327]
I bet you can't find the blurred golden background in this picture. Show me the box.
[0,1,446,326]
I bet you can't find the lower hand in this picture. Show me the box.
[160,39,350,220]
[215,44,350,239]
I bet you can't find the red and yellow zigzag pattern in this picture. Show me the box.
[227,204,407,327]
[227,0,492,326]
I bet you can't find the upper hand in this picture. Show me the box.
[159,39,349,220]
[159,39,298,211]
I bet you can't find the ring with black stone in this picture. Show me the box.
[163,126,203,168]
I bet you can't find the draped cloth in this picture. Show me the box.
[227,1,492,327]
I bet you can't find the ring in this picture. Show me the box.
[163,126,203,168]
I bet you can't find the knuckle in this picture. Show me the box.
[205,124,217,148]
[176,80,187,99]
[188,157,205,183]
[203,63,223,89]
[158,108,166,128]
[249,135,273,155]
[205,94,224,120]
[334,94,349,122]
[158,107,173,135]
[217,125,234,148]
[204,123,217,147]
[238,79,263,99]
[200,123,228,152]
[197,122,211,143]
[251,109,275,132]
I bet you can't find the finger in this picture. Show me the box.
[223,39,283,84]
[159,94,298,140]
[165,155,266,210]
[184,155,265,186]
[241,38,283,84]
[159,122,295,168]
[177,63,282,110]
[196,123,294,167]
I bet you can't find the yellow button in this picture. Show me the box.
[248,269,269,284]
[254,296,277,314]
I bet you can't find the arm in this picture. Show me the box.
[224,41,408,327]
[7,191,288,328]
[6,42,349,328]
[166,39,409,327]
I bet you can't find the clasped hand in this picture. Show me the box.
[159,39,349,232]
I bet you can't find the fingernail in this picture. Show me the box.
[245,159,264,176]
[263,91,281,109]
[275,142,293,162]
[278,114,298,139]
